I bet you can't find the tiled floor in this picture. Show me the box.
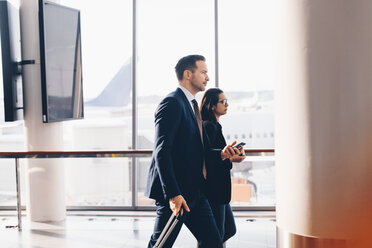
[0,212,276,248]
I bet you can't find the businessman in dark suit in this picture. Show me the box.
[145,55,240,248]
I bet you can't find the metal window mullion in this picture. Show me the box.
[131,0,138,209]
[214,0,219,88]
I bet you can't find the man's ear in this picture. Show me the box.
[211,105,216,111]
[183,70,192,80]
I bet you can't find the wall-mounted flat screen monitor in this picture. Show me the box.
[0,0,23,122]
[39,0,83,123]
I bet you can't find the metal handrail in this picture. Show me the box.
[0,148,275,230]
[0,150,152,158]
[0,149,274,158]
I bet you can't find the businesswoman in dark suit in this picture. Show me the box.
[200,88,246,243]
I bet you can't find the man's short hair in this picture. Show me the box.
[175,55,206,81]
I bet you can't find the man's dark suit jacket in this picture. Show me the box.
[145,88,222,203]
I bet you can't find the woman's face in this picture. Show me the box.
[212,93,228,117]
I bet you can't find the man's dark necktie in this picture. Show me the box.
[191,99,207,179]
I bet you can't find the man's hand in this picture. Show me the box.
[169,195,190,216]
[221,141,241,160]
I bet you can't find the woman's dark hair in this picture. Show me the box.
[175,55,205,81]
[201,88,223,123]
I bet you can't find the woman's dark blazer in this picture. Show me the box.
[203,120,233,204]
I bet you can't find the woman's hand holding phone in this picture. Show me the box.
[229,154,246,163]
[230,141,246,162]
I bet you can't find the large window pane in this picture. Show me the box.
[230,158,275,206]
[219,0,278,206]
[0,161,33,207]
[136,0,215,206]
[0,161,15,206]
[61,0,133,207]
[0,160,27,206]
[65,158,132,206]
[137,157,154,206]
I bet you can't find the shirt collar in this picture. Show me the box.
[178,85,195,103]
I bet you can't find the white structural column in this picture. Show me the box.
[20,0,66,222]
[276,1,372,247]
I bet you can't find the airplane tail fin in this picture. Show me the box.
[85,59,131,107]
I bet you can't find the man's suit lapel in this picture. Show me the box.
[175,88,203,144]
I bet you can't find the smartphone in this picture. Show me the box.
[233,142,246,156]
[233,142,246,149]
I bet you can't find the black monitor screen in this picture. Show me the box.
[39,0,83,123]
[0,1,23,122]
